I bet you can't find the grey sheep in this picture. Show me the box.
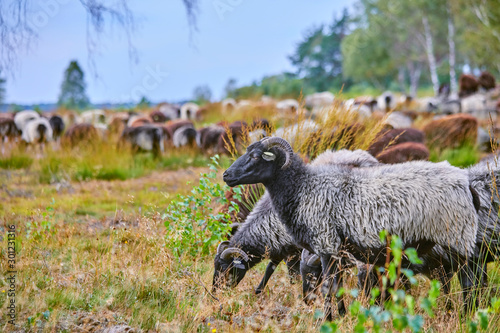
[213,149,378,296]
[223,137,480,319]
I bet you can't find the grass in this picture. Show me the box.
[430,144,481,168]
[0,155,33,169]
[1,104,500,332]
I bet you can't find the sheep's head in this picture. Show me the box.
[212,241,250,291]
[300,249,323,305]
[223,137,294,187]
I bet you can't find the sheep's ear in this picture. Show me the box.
[262,151,276,161]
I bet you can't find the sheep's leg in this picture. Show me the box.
[320,255,343,321]
[255,260,280,294]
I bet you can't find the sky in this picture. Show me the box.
[4,0,351,105]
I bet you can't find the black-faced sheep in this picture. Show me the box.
[212,192,301,295]
[21,118,53,153]
[213,149,378,297]
[223,137,481,319]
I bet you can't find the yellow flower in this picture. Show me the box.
[212,329,216,333]
[125,241,128,244]
[207,323,211,326]
[1,290,5,293]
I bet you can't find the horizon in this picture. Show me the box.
[3,0,351,105]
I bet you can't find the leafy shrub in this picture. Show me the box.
[163,155,235,258]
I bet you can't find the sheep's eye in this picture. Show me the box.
[251,153,260,160]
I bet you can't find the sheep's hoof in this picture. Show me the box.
[255,288,263,295]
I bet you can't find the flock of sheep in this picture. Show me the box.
[209,73,500,321]
[0,71,498,161]
[1,71,500,322]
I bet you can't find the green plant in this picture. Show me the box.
[26,198,56,241]
[321,231,441,333]
[0,155,33,169]
[163,155,234,258]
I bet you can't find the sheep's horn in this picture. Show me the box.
[221,247,250,262]
[260,137,294,169]
[217,241,230,255]
[307,254,321,267]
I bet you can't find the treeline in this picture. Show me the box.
[226,0,500,100]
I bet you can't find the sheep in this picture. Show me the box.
[161,119,195,141]
[276,99,300,113]
[367,128,425,157]
[127,115,152,128]
[150,110,169,123]
[273,120,319,148]
[376,91,395,112]
[118,125,164,158]
[196,125,226,153]
[79,109,106,125]
[459,74,479,98]
[423,113,478,150]
[222,98,236,113]
[223,137,481,318]
[48,115,65,143]
[172,126,197,148]
[0,117,21,155]
[62,123,100,148]
[305,92,335,114]
[375,142,429,164]
[212,192,302,294]
[478,71,496,91]
[180,102,199,120]
[383,112,414,129]
[217,121,248,154]
[157,103,181,120]
[214,149,378,296]
[14,110,40,132]
[21,118,53,154]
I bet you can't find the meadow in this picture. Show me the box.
[1,103,500,333]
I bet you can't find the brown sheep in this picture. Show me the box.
[62,123,100,148]
[161,119,195,141]
[423,114,478,150]
[217,120,248,154]
[459,74,479,97]
[128,116,152,128]
[375,142,429,164]
[0,117,21,154]
[368,128,425,156]
[478,71,496,91]
[150,110,169,123]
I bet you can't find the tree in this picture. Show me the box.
[224,78,238,98]
[192,85,212,104]
[58,60,90,109]
[289,9,350,92]
[0,0,199,74]
[0,71,5,104]
[137,96,151,109]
